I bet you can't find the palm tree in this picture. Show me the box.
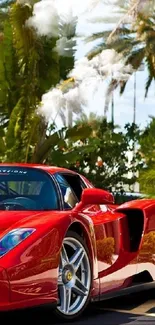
[86,0,155,100]
[75,112,104,132]
[0,1,77,163]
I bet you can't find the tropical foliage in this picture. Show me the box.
[139,117,155,196]
[0,0,154,194]
[0,0,76,163]
[86,0,155,99]
[49,118,142,191]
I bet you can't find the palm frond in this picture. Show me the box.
[87,43,107,60]
[86,25,137,59]
[85,26,131,44]
[87,36,137,60]
[59,13,77,39]
[104,79,118,115]
[87,15,123,24]
[145,76,153,97]
[120,80,128,94]
[85,31,111,44]
[10,3,33,60]
[145,54,155,97]
[108,37,136,54]
[126,47,145,70]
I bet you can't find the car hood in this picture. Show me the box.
[0,210,72,239]
[0,211,45,234]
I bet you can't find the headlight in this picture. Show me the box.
[0,228,35,257]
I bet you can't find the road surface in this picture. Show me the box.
[1,289,155,324]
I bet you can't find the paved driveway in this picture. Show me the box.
[1,289,155,324]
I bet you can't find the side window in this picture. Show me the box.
[63,174,86,201]
[81,175,94,188]
[55,174,78,209]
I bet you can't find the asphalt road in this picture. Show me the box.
[1,289,155,324]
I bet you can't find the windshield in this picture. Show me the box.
[0,167,58,211]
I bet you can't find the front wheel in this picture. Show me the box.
[55,231,92,321]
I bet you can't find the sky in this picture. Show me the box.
[75,1,155,129]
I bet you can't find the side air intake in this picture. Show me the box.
[118,208,144,252]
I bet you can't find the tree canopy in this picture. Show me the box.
[0,0,76,163]
[0,0,154,194]
[139,117,155,196]
[86,0,155,99]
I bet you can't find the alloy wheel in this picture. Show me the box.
[57,235,91,317]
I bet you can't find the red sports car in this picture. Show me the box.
[0,163,155,321]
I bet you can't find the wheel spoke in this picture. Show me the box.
[72,277,88,297]
[59,285,72,313]
[69,247,85,272]
[61,244,69,267]
[58,271,63,285]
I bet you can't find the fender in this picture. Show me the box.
[73,213,98,280]
[1,211,72,303]
[0,210,99,303]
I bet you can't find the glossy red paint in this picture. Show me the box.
[0,211,70,304]
[0,163,155,312]
[0,204,98,307]
[76,204,137,295]
[73,188,114,214]
[0,267,10,308]
[82,188,114,206]
[116,199,155,282]
[108,204,119,210]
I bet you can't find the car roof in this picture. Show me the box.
[0,163,77,175]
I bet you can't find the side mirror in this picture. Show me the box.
[73,188,114,212]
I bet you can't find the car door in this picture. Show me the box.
[54,172,137,294]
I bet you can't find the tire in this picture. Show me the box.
[54,230,92,321]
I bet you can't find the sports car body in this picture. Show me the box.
[0,163,155,320]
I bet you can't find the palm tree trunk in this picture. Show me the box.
[66,103,73,127]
